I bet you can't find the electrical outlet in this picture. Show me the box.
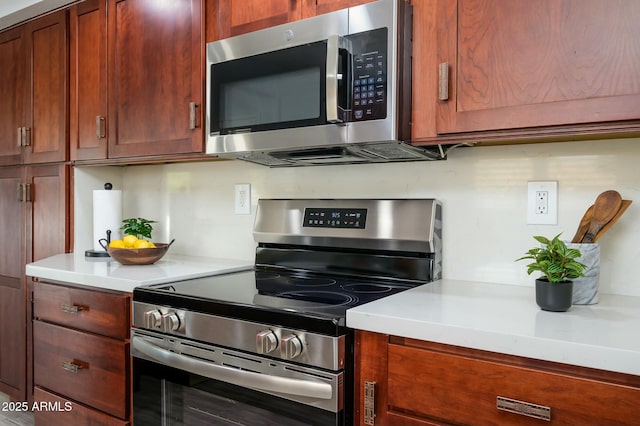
[234,184,251,215]
[527,181,558,225]
[535,191,548,214]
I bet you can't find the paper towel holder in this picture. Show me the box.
[85,182,117,258]
[85,230,113,258]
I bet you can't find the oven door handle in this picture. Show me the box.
[133,336,333,400]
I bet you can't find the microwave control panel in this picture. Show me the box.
[348,28,388,122]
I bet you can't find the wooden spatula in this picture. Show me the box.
[571,204,594,243]
[592,199,632,242]
[581,190,623,243]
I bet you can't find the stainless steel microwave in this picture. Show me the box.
[205,0,441,166]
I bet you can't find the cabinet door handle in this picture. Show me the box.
[20,127,31,147]
[17,183,23,202]
[17,127,23,147]
[438,62,450,101]
[189,102,198,129]
[496,396,551,421]
[96,116,106,139]
[60,303,84,314]
[24,183,32,202]
[364,381,376,425]
[61,361,83,373]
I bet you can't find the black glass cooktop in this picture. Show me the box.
[134,268,421,336]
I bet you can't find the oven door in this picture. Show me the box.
[132,330,345,426]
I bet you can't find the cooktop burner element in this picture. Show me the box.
[287,277,337,286]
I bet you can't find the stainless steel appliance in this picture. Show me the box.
[132,199,442,425]
[205,0,442,166]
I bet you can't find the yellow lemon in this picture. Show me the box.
[133,239,151,249]
[123,234,138,248]
[148,242,156,248]
[109,239,125,248]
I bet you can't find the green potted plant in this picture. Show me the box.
[516,233,586,312]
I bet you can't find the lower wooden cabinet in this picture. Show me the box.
[33,387,129,426]
[32,281,131,425]
[355,331,640,425]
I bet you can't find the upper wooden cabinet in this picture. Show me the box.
[434,0,640,136]
[0,11,68,166]
[69,0,107,161]
[0,28,26,166]
[70,0,203,161]
[208,0,373,41]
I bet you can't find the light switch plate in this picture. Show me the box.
[527,181,558,225]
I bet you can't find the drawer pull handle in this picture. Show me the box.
[497,396,551,421]
[60,304,84,314]
[61,361,83,373]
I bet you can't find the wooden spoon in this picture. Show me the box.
[581,190,623,243]
[571,204,594,243]
[592,199,632,242]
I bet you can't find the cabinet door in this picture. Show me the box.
[0,27,27,166]
[306,0,373,18]
[25,164,70,264]
[23,11,68,164]
[70,0,108,161]
[437,0,640,134]
[215,0,303,39]
[108,0,203,158]
[0,167,26,400]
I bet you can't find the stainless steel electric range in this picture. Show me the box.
[131,199,442,426]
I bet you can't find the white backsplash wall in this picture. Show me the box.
[75,137,640,296]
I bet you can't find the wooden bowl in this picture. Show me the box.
[107,243,171,265]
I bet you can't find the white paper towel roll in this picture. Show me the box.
[93,189,122,251]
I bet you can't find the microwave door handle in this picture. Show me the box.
[326,34,342,123]
[133,336,333,400]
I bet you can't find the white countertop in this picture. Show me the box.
[347,279,640,376]
[26,253,253,293]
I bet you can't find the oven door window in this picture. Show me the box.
[210,41,328,135]
[134,358,342,426]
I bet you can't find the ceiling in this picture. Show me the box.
[0,0,76,30]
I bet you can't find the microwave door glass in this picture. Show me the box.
[210,41,329,134]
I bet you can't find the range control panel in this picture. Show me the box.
[303,208,367,229]
[349,27,388,122]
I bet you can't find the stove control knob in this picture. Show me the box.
[161,311,183,332]
[143,310,162,329]
[256,330,278,354]
[281,335,303,359]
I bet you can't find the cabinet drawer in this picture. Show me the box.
[388,343,640,425]
[34,387,130,426]
[33,321,129,420]
[33,281,130,339]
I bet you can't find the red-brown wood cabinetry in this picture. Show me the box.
[355,331,640,425]
[70,0,203,161]
[411,0,640,144]
[207,0,373,41]
[0,11,67,166]
[32,281,131,425]
[0,164,69,401]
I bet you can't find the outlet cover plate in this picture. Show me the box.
[527,181,558,225]
[234,183,251,215]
